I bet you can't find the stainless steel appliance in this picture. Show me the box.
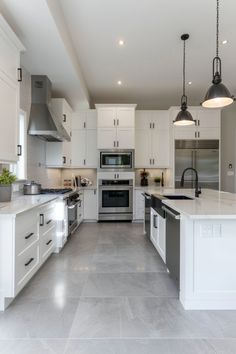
[99,179,133,220]
[23,181,41,195]
[99,150,134,171]
[40,188,72,195]
[162,204,180,289]
[143,193,151,237]
[175,140,219,190]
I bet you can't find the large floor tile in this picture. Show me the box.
[69,297,122,338]
[208,339,236,354]
[0,297,79,339]
[64,339,124,354]
[82,272,178,297]
[0,339,67,354]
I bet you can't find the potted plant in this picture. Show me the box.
[0,169,17,202]
[140,169,149,186]
[154,176,161,186]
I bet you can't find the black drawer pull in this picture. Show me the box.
[46,239,52,246]
[25,232,34,240]
[46,219,52,225]
[25,258,34,267]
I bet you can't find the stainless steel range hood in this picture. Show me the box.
[28,75,70,142]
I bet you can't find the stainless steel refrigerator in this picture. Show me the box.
[175,140,219,190]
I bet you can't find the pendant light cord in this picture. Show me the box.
[183,39,186,98]
[216,0,219,58]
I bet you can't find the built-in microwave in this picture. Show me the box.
[99,150,134,171]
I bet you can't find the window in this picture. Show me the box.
[11,110,27,180]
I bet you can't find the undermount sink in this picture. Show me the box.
[163,195,194,200]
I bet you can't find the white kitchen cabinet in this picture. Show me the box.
[152,129,170,167]
[96,104,136,149]
[46,141,71,167]
[150,207,166,263]
[97,172,135,181]
[39,202,56,262]
[135,129,152,167]
[83,189,98,220]
[134,190,145,220]
[136,110,169,130]
[0,15,24,163]
[51,98,72,135]
[172,107,221,140]
[72,110,97,130]
[71,129,97,168]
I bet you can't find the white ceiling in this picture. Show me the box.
[1,0,236,109]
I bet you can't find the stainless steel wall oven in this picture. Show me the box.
[98,179,133,221]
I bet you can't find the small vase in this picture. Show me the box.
[0,184,12,202]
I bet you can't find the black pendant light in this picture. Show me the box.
[173,34,195,126]
[202,0,233,108]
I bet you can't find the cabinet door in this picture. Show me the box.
[157,217,166,263]
[197,109,221,128]
[198,127,220,140]
[86,130,97,167]
[135,129,152,168]
[134,190,145,220]
[150,208,158,247]
[0,74,18,162]
[174,127,197,140]
[72,111,86,130]
[62,141,71,167]
[97,107,116,128]
[97,128,117,149]
[152,130,170,167]
[62,100,72,135]
[135,111,150,130]
[116,128,134,149]
[71,130,86,167]
[86,110,97,129]
[152,111,169,130]
[83,189,98,220]
[116,107,135,128]
[0,29,19,82]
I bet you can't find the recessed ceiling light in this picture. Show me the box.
[117,80,122,85]
[222,39,228,44]
[118,39,125,46]
[188,81,192,85]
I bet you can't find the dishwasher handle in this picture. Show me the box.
[142,193,151,200]
[162,206,180,220]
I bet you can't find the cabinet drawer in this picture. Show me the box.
[41,226,55,261]
[15,243,39,293]
[39,204,55,235]
[15,222,38,256]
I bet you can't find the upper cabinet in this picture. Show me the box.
[72,110,97,130]
[135,111,170,168]
[46,99,73,167]
[0,15,25,163]
[96,104,136,149]
[51,98,72,136]
[172,107,221,140]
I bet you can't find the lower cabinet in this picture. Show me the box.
[83,189,98,220]
[150,207,166,263]
[133,190,145,220]
[0,200,56,310]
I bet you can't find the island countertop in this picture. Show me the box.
[145,187,236,219]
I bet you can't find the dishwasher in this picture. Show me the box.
[162,204,181,289]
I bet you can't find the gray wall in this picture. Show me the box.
[221,103,236,193]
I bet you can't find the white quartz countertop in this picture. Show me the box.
[144,187,236,219]
[0,195,58,216]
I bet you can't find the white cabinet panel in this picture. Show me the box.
[0,29,19,82]
[136,110,169,130]
[51,98,72,135]
[174,127,196,140]
[117,128,135,149]
[46,141,71,167]
[197,109,221,128]
[152,130,170,167]
[150,207,166,263]
[72,110,97,130]
[83,189,98,220]
[71,130,86,167]
[97,128,116,149]
[0,74,18,162]
[135,129,152,167]
[134,190,145,220]
[97,107,116,127]
[116,107,135,127]
[198,127,220,140]
[86,130,97,167]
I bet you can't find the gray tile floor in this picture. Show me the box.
[0,222,236,353]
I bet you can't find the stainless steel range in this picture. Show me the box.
[98,179,133,221]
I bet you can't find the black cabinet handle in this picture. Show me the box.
[40,214,44,226]
[63,114,66,122]
[25,258,34,267]
[46,239,52,245]
[17,144,22,156]
[83,122,86,128]
[154,215,158,229]
[46,219,52,225]
[63,156,66,164]
[25,232,34,240]
[17,68,22,82]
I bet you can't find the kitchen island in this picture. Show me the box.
[148,188,236,310]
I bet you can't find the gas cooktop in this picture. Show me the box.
[40,188,73,195]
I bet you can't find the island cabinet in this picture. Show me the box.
[83,189,98,221]
[150,207,166,263]
[0,200,56,311]
[0,15,25,163]
[171,107,221,140]
[135,110,170,168]
[96,104,136,149]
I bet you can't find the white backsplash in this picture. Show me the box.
[61,169,97,187]
[135,168,170,187]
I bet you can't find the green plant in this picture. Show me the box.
[0,169,17,185]
[154,176,161,183]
